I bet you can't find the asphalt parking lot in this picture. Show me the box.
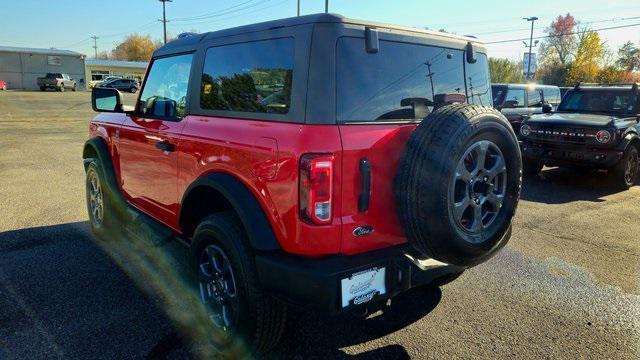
[0,90,638,359]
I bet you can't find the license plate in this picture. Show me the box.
[340,267,386,308]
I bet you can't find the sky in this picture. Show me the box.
[0,0,638,62]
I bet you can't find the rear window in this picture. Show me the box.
[542,87,561,105]
[46,73,62,78]
[200,38,294,115]
[337,37,488,122]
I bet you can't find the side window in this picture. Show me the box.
[527,89,543,107]
[503,89,525,108]
[200,38,294,114]
[466,53,491,106]
[139,53,193,119]
[337,38,466,122]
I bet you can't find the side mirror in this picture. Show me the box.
[542,103,553,113]
[92,87,123,113]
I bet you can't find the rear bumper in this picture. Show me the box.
[521,142,624,168]
[255,246,464,315]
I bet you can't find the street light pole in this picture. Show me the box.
[523,16,538,80]
[159,0,172,45]
[325,0,328,13]
[297,0,300,16]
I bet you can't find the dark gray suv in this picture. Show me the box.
[99,78,140,93]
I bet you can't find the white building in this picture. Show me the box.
[0,46,86,90]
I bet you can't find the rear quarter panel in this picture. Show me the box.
[177,116,344,256]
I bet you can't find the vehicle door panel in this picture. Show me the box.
[119,115,185,226]
[116,53,193,229]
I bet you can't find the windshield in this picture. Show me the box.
[558,90,638,114]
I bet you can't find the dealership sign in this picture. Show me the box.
[523,52,537,77]
[47,56,62,66]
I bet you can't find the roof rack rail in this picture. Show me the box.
[574,82,639,93]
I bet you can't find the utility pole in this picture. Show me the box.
[91,36,99,58]
[425,62,435,102]
[522,16,538,80]
[159,0,172,45]
[297,0,300,16]
[325,0,328,13]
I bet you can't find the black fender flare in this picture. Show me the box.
[180,173,281,252]
[82,136,126,206]
[83,136,178,243]
[621,130,639,150]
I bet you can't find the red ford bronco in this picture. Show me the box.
[84,14,521,353]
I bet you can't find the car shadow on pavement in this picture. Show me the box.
[0,221,438,359]
[270,287,441,359]
[0,221,185,359]
[521,167,625,204]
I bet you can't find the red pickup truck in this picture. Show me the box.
[84,14,521,355]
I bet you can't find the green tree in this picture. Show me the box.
[488,58,523,83]
[536,60,571,86]
[616,41,640,71]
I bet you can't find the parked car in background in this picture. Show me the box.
[98,78,139,93]
[84,14,521,354]
[37,73,77,92]
[520,83,640,188]
[0,79,6,90]
[89,76,122,88]
[492,83,561,135]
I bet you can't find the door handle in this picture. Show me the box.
[358,158,371,212]
[155,141,175,152]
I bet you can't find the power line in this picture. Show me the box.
[485,22,640,44]
[167,0,287,29]
[475,15,640,36]
[169,0,268,22]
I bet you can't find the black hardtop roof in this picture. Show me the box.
[154,13,484,57]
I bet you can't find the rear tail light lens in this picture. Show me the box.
[596,130,611,143]
[299,154,334,224]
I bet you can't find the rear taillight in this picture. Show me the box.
[299,154,334,224]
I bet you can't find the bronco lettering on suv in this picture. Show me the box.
[83,14,521,354]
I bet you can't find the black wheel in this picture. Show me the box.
[523,159,543,176]
[85,161,113,238]
[72,84,77,92]
[395,104,521,267]
[193,212,287,355]
[612,146,639,189]
[59,84,65,92]
[40,86,45,91]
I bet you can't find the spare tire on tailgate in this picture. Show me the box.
[395,103,521,267]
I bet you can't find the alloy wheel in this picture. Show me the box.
[87,170,104,226]
[450,140,507,237]
[198,245,239,332]
[625,151,638,185]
